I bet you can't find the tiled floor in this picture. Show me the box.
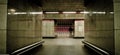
[22,38,99,55]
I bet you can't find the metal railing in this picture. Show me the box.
[11,41,44,55]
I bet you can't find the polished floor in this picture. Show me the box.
[22,38,99,55]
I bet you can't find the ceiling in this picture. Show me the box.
[8,0,85,11]
[41,0,85,11]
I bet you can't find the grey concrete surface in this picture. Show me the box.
[0,0,7,53]
[44,14,84,19]
[22,38,99,55]
[7,0,43,53]
[1,0,119,54]
[114,0,120,55]
[7,14,43,53]
[84,0,114,54]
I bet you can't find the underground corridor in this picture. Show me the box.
[0,0,120,55]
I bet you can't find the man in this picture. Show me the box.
[69,27,74,37]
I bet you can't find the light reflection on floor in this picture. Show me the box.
[22,38,99,55]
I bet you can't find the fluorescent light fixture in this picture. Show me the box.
[63,12,76,14]
[45,12,59,14]
[8,12,43,15]
[8,12,26,15]
[92,12,97,14]
[96,12,106,14]
[9,9,16,12]
[30,12,43,14]
[14,12,27,14]
[8,13,11,15]
[93,12,106,14]
[80,11,90,14]
[80,11,106,14]
[110,12,114,14]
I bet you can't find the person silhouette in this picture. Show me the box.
[69,27,73,37]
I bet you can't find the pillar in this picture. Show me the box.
[114,0,120,55]
[0,0,7,54]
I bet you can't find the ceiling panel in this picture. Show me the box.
[8,0,85,11]
[42,0,84,11]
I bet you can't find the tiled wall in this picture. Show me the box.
[0,0,7,53]
[74,20,84,37]
[114,0,120,55]
[84,0,114,54]
[7,0,43,53]
[42,20,55,37]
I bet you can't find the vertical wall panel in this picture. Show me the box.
[84,0,114,54]
[7,0,43,53]
[42,20,55,37]
[114,0,120,55]
[7,14,43,53]
[0,0,7,53]
[35,15,43,40]
[74,20,84,37]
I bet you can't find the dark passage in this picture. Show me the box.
[22,38,99,55]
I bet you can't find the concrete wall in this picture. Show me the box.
[42,20,55,37]
[84,0,114,54]
[35,15,43,40]
[74,20,84,37]
[0,0,7,54]
[44,13,84,19]
[114,0,120,55]
[7,0,43,53]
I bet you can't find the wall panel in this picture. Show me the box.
[84,0,114,54]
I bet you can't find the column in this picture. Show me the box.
[0,0,7,54]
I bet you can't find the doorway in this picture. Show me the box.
[54,19,74,38]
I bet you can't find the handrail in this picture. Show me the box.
[11,41,44,55]
[0,54,9,55]
[82,41,110,55]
